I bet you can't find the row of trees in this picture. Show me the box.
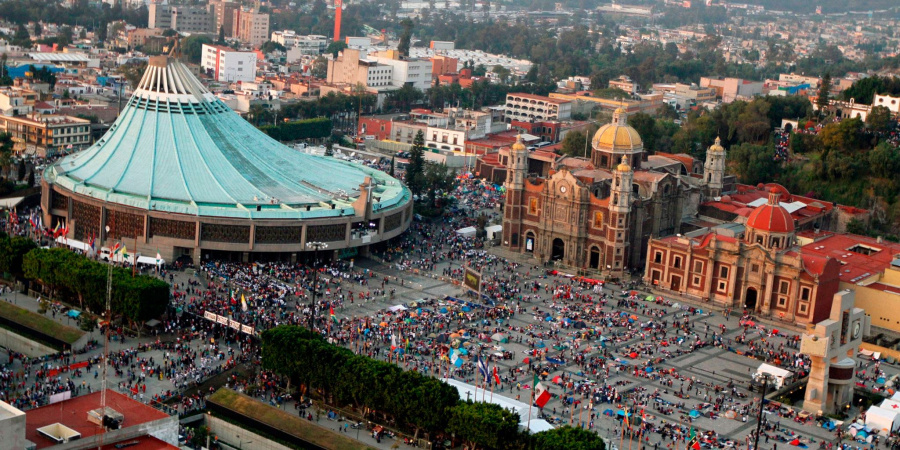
[259,117,333,142]
[261,325,604,449]
[22,248,169,327]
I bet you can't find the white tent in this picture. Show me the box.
[455,227,477,238]
[484,225,503,241]
[881,399,900,411]
[892,392,900,402]
[866,406,900,433]
[755,363,793,389]
[136,255,164,266]
[56,236,93,254]
[441,378,554,433]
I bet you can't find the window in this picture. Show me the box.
[800,286,811,301]
[529,198,538,215]
[779,280,789,295]
[717,280,727,293]
[692,275,701,287]
[751,264,759,273]
[673,256,682,269]
[654,252,662,264]
[694,261,703,273]
[719,266,729,278]
[777,297,787,307]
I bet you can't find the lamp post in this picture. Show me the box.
[753,374,770,450]
[306,241,328,330]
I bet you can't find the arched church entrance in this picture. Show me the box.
[551,238,565,261]
[745,287,758,310]
[589,246,601,269]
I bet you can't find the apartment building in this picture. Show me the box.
[700,77,764,103]
[232,8,269,48]
[201,44,258,82]
[210,0,240,37]
[0,113,90,157]
[0,87,38,117]
[171,6,215,33]
[503,93,572,123]
[148,3,172,29]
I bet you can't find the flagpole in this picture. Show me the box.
[490,372,494,402]
[526,371,534,432]
[619,405,627,450]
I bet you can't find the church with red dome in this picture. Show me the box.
[644,184,843,325]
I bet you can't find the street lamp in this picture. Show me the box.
[753,374,770,450]
[306,241,328,330]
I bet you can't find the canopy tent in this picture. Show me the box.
[866,406,900,433]
[881,399,900,411]
[755,363,793,389]
[455,227,477,237]
[484,225,503,241]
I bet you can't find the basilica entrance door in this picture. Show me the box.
[589,247,600,269]
[551,238,565,261]
[745,287,758,310]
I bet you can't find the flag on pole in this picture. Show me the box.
[687,426,700,450]
[112,242,122,254]
[533,375,551,408]
[121,245,128,259]
[450,349,463,367]
[241,293,248,312]
[330,306,338,323]
[156,249,161,264]
[493,366,501,385]
[476,356,489,385]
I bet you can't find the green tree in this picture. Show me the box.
[259,41,286,54]
[816,72,832,112]
[534,426,606,450]
[727,142,781,185]
[312,56,328,79]
[26,170,34,187]
[0,132,13,169]
[819,117,863,155]
[406,130,426,196]
[217,25,225,44]
[116,61,147,89]
[867,105,892,132]
[181,35,213,64]
[423,162,457,206]
[16,161,26,181]
[326,40,348,58]
[560,130,589,157]
[447,401,520,450]
[397,18,414,57]
[0,235,37,280]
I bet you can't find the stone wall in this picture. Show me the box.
[0,327,57,357]
[207,416,296,450]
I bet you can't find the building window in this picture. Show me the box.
[798,302,808,314]
[800,286,811,301]
[717,280,727,293]
[673,256,682,269]
[751,263,759,273]
[779,280,789,295]
[529,198,538,215]
[654,251,662,264]
[719,266,729,279]
[777,296,787,307]
[693,261,703,273]
[692,275,701,287]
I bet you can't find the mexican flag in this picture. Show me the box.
[330,306,338,323]
[533,375,551,408]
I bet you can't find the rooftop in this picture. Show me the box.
[26,390,169,449]
[800,232,900,284]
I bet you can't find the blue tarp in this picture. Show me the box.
[67,310,81,318]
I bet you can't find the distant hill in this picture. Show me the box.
[733,0,899,14]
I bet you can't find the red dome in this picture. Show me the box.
[747,203,794,233]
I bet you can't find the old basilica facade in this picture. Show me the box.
[501,108,722,278]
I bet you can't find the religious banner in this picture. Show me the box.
[204,311,217,321]
[463,266,482,294]
[217,315,228,325]
[229,319,241,330]
[241,325,254,335]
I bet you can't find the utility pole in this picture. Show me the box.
[753,374,769,450]
[306,241,327,330]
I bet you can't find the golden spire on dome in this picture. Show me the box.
[708,136,725,153]
[617,155,632,172]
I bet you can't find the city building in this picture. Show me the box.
[41,56,411,264]
[210,0,240,37]
[232,8,270,48]
[326,49,432,92]
[170,5,215,34]
[201,44,258,82]
[370,50,432,91]
[430,55,458,79]
[148,3,172,30]
[0,87,37,116]
[549,92,665,117]
[501,108,693,277]
[873,94,900,114]
[503,93,572,123]
[700,77,764,103]
[608,75,638,95]
[0,113,90,157]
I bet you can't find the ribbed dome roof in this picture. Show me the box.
[592,108,642,151]
[708,136,725,154]
[511,134,526,152]
[747,189,795,234]
[45,56,408,219]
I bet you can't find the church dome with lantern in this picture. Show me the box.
[591,108,644,170]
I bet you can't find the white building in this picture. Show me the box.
[271,30,299,47]
[503,93,572,123]
[201,44,258,83]
[873,94,900,114]
[371,51,432,91]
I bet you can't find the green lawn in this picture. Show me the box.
[0,301,84,345]
[208,388,375,450]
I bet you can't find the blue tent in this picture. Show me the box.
[689,410,700,418]
[67,310,81,318]
[440,307,448,313]
[546,357,564,365]
[462,306,472,312]
[535,341,546,348]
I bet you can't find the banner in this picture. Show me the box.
[463,266,482,294]
[217,315,228,325]
[229,319,241,330]
[241,325,254,335]
[204,311,216,321]
[49,391,71,405]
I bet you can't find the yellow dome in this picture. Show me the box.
[511,134,526,152]
[708,136,725,154]
[616,155,632,172]
[592,124,643,150]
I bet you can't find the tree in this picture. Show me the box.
[423,162,456,206]
[33,22,42,38]
[447,401,520,450]
[16,161,26,181]
[0,53,11,86]
[727,142,781,185]
[326,40,348,58]
[0,235,37,280]
[117,62,147,89]
[26,170,34,187]
[79,313,96,337]
[397,18,414,57]
[0,132,13,169]
[867,105,892,132]
[817,72,832,112]
[181,35,213,64]
[534,426,606,450]
[389,156,395,177]
[259,41,286,54]
[405,130,426,197]
[312,56,328,79]
[560,130,589,157]
[217,25,225,44]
